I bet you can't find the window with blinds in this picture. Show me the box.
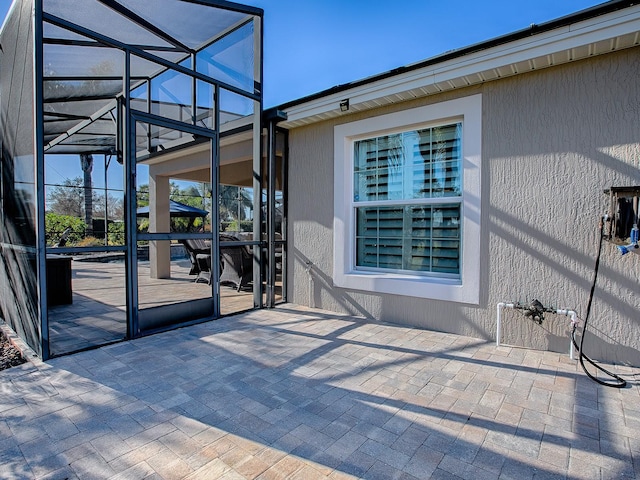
[353,123,462,277]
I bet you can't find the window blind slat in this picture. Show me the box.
[356,203,460,275]
[354,122,462,276]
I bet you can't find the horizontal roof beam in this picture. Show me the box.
[44,36,184,54]
[43,94,120,103]
[45,99,118,151]
[96,0,193,54]
[44,75,147,82]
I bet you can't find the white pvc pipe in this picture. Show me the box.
[496,302,514,347]
[305,261,313,308]
[496,302,578,360]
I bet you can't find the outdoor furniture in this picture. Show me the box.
[219,234,253,291]
[54,227,73,248]
[46,255,72,306]
[195,252,212,284]
[180,239,211,282]
[180,235,253,289]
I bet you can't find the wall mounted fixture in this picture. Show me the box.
[339,99,349,112]
[604,186,640,250]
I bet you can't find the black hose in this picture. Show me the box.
[571,218,627,388]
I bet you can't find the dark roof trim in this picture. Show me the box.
[276,0,637,111]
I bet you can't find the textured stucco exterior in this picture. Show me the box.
[286,47,640,365]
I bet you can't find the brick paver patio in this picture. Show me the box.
[2,305,639,479]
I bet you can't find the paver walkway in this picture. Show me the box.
[2,305,640,479]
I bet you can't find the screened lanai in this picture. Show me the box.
[0,0,286,360]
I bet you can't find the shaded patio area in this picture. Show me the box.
[2,306,640,479]
[47,257,281,356]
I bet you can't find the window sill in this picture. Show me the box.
[334,270,478,304]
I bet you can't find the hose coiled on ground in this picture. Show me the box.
[571,218,626,388]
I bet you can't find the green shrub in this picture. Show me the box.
[222,220,253,232]
[45,213,86,246]
[77,236,103,247]
[107,222,125,246]
[136,219,149,234]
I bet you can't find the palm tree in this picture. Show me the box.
[80,153,94,236]
[219,185,252,230]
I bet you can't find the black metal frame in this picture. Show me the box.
[23,0,272,359]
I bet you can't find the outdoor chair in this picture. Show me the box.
[219,234,253,291]
[180,238,211,283]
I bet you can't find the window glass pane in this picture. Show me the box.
[354,138,376,201]
[352,123,462,276]
[356,204,460,275]
[412,204,460,274]
[354,123,461,202]
[354,134,404,201]
[430,124,462,197]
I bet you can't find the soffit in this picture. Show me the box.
[279,4,640,129]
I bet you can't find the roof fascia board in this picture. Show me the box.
[282,5,640,126]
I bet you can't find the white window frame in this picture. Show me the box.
[333,94,482,304]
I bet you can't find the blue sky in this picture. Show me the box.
[1,0,604,107]
[246,0,605,106]
[0,0,605,193]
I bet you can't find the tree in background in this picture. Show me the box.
[219,185,252,231]
[47,176,124,244]
[45,213,86,246]
[136,182,212,232]
[80,153,94,236]
[171,183,205,208]
[48,177,84,217]
[48,176,123,220]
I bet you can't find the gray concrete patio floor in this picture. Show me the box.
[2,305,640,479]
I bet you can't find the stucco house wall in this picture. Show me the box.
[286,47,640,366]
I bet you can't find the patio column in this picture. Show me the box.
[149,172,171,278]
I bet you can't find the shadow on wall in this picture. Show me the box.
[489,202,640,364]
[285,56,640,364]
[486,142,640,363]
[491,200,638,313]
[498,308,576,356]
[577,328,640,366]
[293,244,498,344]
[483,57,640,365]
[292,247,374,320]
